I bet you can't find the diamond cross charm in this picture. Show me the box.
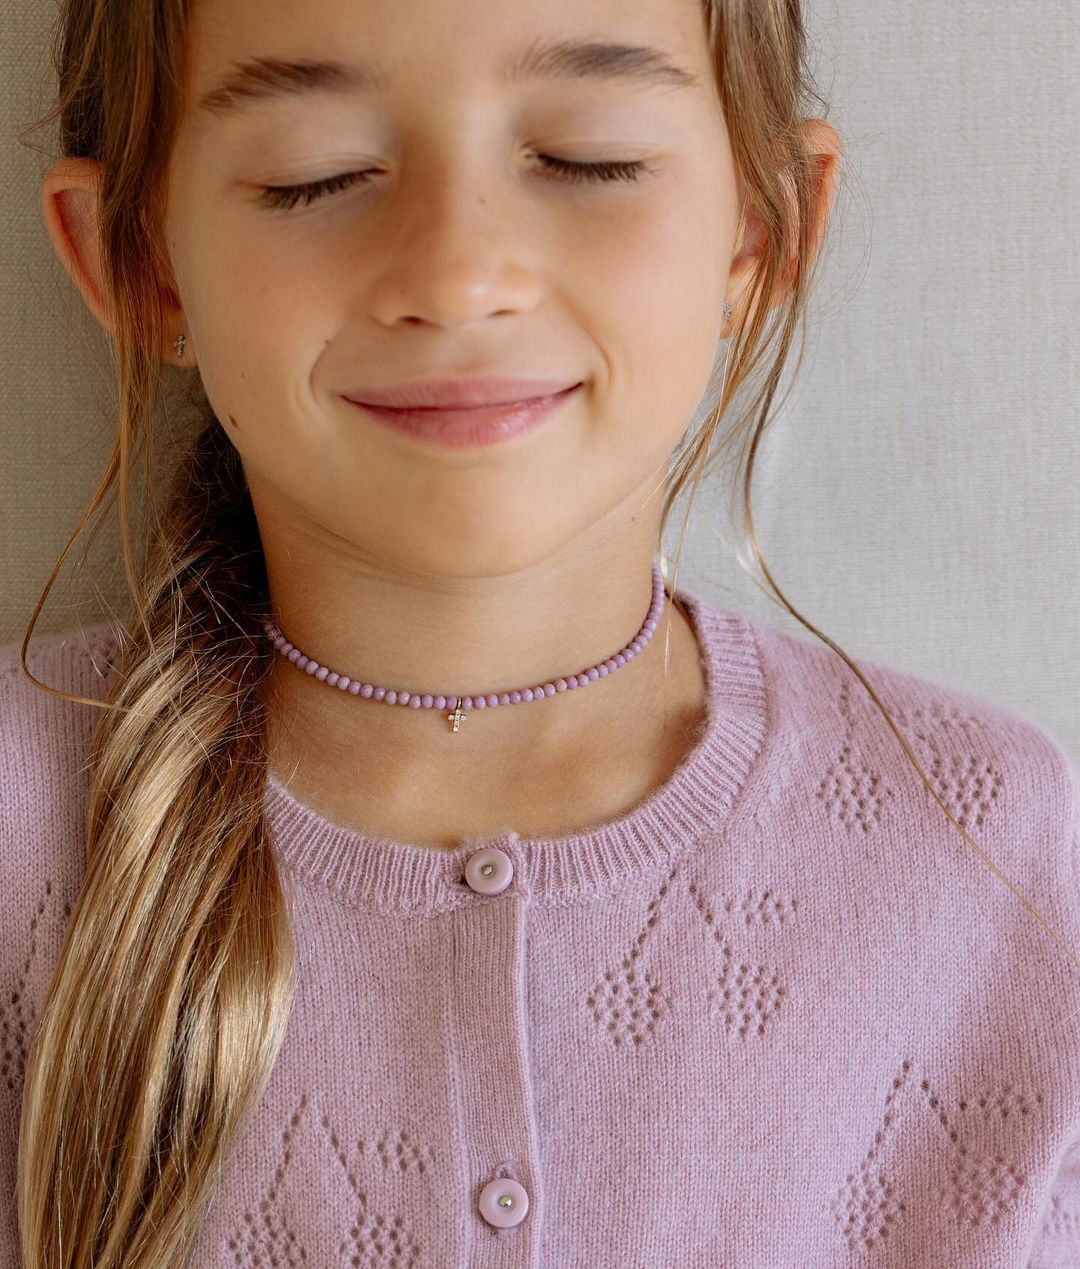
[447,701,467,733]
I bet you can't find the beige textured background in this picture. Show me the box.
[2,2,1077,771]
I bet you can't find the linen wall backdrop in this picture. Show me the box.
[2,0,1077,776]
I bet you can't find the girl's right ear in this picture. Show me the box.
[40,156,114,336]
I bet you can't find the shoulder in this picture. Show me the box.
[0,619,123,1018]
[0,618,122,803]
[731,607,1077,862]
[0,616,123,861]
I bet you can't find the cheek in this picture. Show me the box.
[181,213,338,438]
[585,178,723,328]
[585,195,726,434]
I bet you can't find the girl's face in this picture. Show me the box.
[164,0,738,580]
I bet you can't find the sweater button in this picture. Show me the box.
[464,846,513,895]
[477,1176,529,1228]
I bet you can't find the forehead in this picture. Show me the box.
[185,0,713,120]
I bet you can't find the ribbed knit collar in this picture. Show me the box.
[264,585,769,915]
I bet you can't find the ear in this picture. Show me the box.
[722,118,843,333]
[39,156,190,366]
[796,118,843,283]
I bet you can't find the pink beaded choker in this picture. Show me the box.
[263,561,667,734]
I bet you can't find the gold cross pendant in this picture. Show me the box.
[447,700,467,733]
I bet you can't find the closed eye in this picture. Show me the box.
[256,154,653,211]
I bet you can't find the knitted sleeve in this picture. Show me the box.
[1028,751,1080,1266]
[0,626,109,1268]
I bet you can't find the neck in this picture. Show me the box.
[263,589,707,850]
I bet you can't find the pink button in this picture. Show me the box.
[464,846,514,895]
[478,1176,529,1228]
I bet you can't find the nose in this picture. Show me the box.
[366,158,546,330]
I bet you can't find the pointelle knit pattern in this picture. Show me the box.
[1,584,1079,1266]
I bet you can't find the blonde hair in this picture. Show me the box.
[14,1,1078,1263]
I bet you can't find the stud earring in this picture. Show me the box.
[173,333,186,358]
[722,301,733,319]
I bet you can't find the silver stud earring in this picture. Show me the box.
[173,333,186,358]
[722,301,733,319]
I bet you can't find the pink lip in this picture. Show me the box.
[343,376,580,409]
[343,383,582,449]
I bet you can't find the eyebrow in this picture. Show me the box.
[195,39,701,118]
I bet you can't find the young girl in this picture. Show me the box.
[3,0,1078,1264]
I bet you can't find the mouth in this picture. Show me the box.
[342,376,583,411]
[342,383,583,449]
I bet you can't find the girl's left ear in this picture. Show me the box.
[723,119,843,331]
[792,118,844,285]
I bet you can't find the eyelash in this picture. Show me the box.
[257,155,651,211]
